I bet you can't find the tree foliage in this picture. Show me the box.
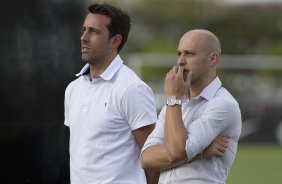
[99,0,282,55]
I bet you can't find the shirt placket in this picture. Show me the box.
[81,81,93,115]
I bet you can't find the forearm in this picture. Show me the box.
[145,169,160,184]
[141,145,173,170]
[164,105,187,162]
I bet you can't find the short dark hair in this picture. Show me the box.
[88,3,131,53]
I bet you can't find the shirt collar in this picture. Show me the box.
[75,55,123,81]
[199,76,222,100]
[76,63,90,77]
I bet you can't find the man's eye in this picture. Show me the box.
[185,52,195,56]
[89,29,100,34]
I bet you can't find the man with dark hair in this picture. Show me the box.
[64,3,158,183]
[88,3,130,53]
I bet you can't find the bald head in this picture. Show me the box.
[181,29,221,55]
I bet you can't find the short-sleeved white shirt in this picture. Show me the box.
[142,77,242,184]
[64,55,157,184]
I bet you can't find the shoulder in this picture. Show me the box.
[116,65,142,83]
[206,89,241,117]
[65,77,83,96]
[213,87,239,105]
[115,65,153,95]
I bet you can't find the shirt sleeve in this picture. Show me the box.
[121,82,157,130]
[64,86,70,127]
[64,81,76,127]
[185,98,240,161]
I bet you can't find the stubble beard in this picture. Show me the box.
[82,52,107,67]
[82,54,92,64]
[81,51,97,66]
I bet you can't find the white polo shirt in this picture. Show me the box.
[64,55,157,184]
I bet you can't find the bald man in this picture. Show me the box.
[141,29,242,183]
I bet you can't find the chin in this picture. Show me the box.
[82,55,91,62]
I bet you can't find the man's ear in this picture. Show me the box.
[209,52,219,67]
[110,34,122,49]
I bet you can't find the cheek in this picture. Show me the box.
[189,60,198,71]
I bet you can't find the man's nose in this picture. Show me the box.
[177,55,186,66]
[80,31,88,41]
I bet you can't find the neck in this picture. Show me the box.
[189,74,216,99]
[89,54,117,81]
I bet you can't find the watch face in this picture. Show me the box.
[167,96,176,106]
[167,96,181,106]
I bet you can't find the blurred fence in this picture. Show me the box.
[126,53,282,144]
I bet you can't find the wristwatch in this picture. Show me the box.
[166,96,182,106]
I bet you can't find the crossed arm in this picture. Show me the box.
[141,125,229,171]
[133,124,230,182]
[141,104,230,171]
[138,108,229,181]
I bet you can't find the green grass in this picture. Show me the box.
[227,144,282,184]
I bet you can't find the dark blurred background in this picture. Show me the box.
[1,0,282,183]
[0,0,87,183]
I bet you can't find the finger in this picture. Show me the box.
[186,71,192,86]
[218,147,227,153]
[221,137,229,143]
[177,66,184,77]
[214,137,225,143]
[214,138,228,148]
[210,149,223,157]
[218,142,228,149]
[218,135,229,140]
[165,72,170,82]
[172,65,178,74]
[218,139,229,148]
[216,151,224,157]
[165,67,174,79]
[221,135,231,140]
[166,69,171,78]
[217,136,229,144]
[221,142,229,148]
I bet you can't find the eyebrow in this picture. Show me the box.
[177,50,196,55]
[82,26,102,34]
